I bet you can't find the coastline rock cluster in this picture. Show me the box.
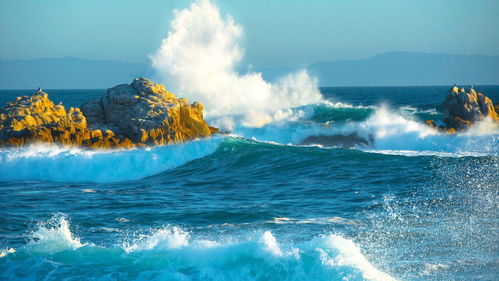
[443,86,498,130]
[2,81,497,150]
[303,85,498,148]
[0,78,214,148]
[425,86,499,132]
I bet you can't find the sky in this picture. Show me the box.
[1,0,498,67]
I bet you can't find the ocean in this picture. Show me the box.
[0,86,498,281]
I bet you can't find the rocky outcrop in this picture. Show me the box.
[81,78,212,145]
[424,86,498,132]
[0,78,214,148]
[442,86,499,131]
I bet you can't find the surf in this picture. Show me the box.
[0,215,397,281]
[0,138,222,183]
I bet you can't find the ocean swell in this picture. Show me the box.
[0,138,222,183]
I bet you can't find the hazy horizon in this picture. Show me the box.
[1,0,498,66]
[2,51,499,89]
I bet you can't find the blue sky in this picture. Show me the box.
[1,0,498,66]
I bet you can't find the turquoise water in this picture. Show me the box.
[0,86,498,280]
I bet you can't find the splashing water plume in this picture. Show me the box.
[150,0,322,129]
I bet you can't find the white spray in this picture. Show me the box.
[150,0,322,129]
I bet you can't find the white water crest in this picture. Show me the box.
[227,104,498,156]
[317,235,397,281]
[353,108,498,155]
[150,0,322,129]
[26,215,84,253]
[0,138,222,183]
[1,215,397,281]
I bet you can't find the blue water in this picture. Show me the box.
[0,86,498,281]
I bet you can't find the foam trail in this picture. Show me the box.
[0,138,222,183]
[150,0,322,129]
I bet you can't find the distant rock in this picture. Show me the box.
[300,133,371,148]
[0,78,214,148]
[442,86,499,131]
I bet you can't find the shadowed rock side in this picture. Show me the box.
[425,86,499,132]
[300,133,371,148]
[0,78,214,148]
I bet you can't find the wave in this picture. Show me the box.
[0,215,397,281]
[0,138,222,183]
[227,105,498,156]
[398,105,439,115]
[320,100,378,110]
[0,104,495,185]
[320,100,439,115]
[352,108,498,156]
[268,216,355,225]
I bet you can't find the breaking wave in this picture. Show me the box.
[0,103,495,185]
[0,215,397,281]
[0,138,222,183]
[228,104,498,157]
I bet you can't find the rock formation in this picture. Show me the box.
[300,133,372,148]
[442,86,499,131]
[0,78,214,148]
[424,86,498,132]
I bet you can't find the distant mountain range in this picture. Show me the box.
[0,57,153,89]
[1,52,498,89]
[308,52,499,87]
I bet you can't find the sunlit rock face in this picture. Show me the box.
[81,78,213,145]
[0,78,214,148]
[443,86,499,131]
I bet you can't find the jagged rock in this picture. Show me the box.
[443,86,499,130]
[423,120,456,134]
[81,78,211,145]
[0,78,213,148]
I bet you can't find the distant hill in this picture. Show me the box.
[0,57,152,89]
[1,52,498,89]
[308,52,499,86]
